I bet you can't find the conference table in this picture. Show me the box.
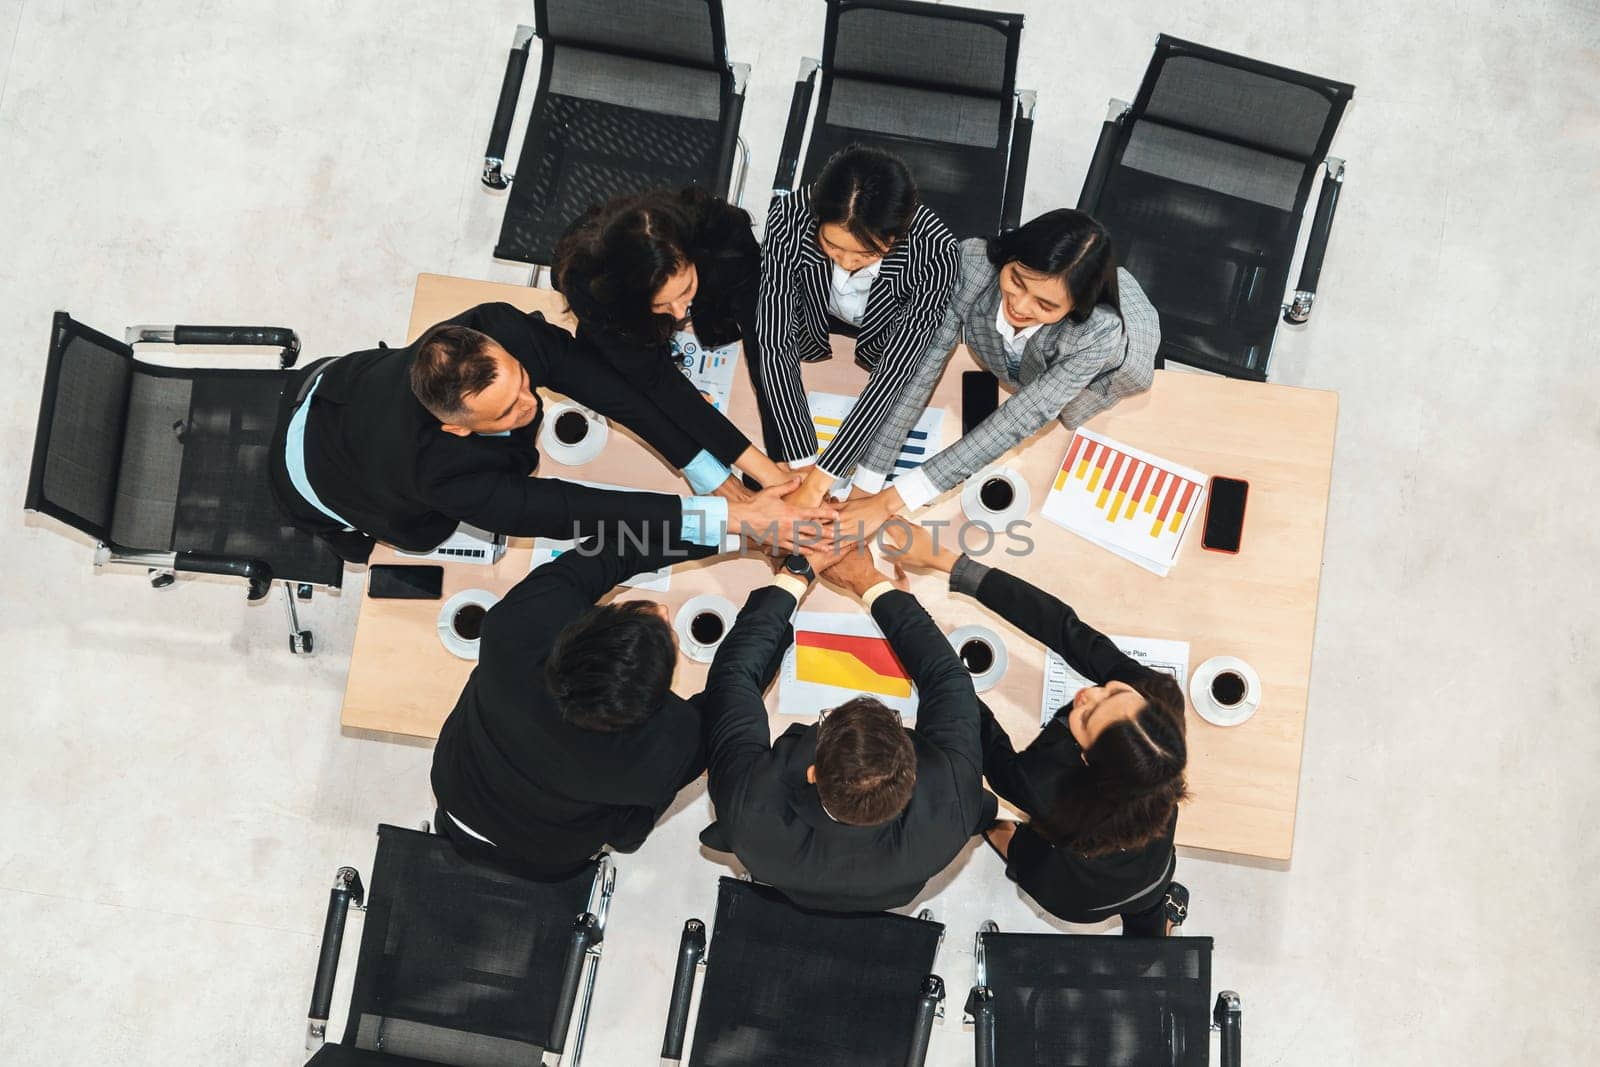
[341,273,1338,863]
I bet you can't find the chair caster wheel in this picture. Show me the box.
[149,569,176,590]
[290,630,314,654]
[296,583,313,601]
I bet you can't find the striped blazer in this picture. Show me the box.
[754,188,960,474]
[856,238,1160,506]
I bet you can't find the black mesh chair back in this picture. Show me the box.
[25,313,342,589]
[982,932,1215,1066]
[689,878,943,1066]
[1080,35,1354,379]
[798,0,1025,239]
[339,826,601,1065]
[493,0,744,266]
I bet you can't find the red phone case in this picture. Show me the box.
[1201,477,1248,553]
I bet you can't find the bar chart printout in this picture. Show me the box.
[1040,428,1208,576]
[780,612,919,720]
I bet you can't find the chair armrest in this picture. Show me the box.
[1075,97,1130,214]
[1000,90,1036,229]
[966,986,996,1067]
[906,974,944,1067]
[126,324,302,368]
[483,24,535,190]
[771,57,820,196]
[174,551,274,601]
[1214,990,1242,1067]
[660,918,706,1063]
[715,62,751,202]
[1283,158,1346,325]
[546,912,600,1055]
[307,866,364,1051]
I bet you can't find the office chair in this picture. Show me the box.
[660,877,946,1066]
[481,0,752,275]
[23,312,344,653]
[773,0,1034,240]
[306,824,615,1067]
[967,921,1242,1066]
[1078,34,1355,381]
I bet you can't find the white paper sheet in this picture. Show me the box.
[778,611,920,720]
[1041,635,1190,725]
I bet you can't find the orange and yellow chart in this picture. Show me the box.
[780,612,919,719]
[1040,428,1208,577]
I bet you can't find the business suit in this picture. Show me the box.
[559,191,760,468]
[754,188,960,476]
[269,301,707,555]
[950,556,1177,931]
[855,238,1161,507]
[700,581,996,912]
[430,534,714,878]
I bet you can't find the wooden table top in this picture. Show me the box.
[341,273,1338,862]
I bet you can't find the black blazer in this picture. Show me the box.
[700,584,996,912]
[559,194,759,468]
[754,188,959,473]
[430,534,714,874]
[957,560,1178,922]
[273,302,703,553]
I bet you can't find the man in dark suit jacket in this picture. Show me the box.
[270,301,829,561]
[430,534,715,879]
[699,548,996,912]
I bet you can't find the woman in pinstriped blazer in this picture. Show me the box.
[753,146,960,508]
[843,210,1161,525]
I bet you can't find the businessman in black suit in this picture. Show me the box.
[430,533,717,879]
[270,301,832,561]
[698,547,996,912]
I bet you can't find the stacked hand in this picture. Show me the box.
[814,541,908,599]
[837,486,904,542]
[879,521,960,574]
[726,477,839,555]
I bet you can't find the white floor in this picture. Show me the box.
[1,1,1596,1063]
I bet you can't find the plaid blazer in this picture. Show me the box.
[857,238,1160,495]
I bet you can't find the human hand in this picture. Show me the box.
[837,487,903,542]
[818,543,892,599]
[879,521,960,574]
[710,474,755,504]
[728,477,839,555]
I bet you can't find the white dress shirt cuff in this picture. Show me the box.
[851,467,889,496]
[891,468,939,512]
[861,580,898,608]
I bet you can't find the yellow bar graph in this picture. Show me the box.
[1108,491,1126,521]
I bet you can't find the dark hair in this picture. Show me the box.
[813,696,918,825]
[552,187,712,346]
[408,324,501,422]
[985,209,1121,324]
[545,601,676,733]
[810,145,919,254]
[1030,672,1188,857]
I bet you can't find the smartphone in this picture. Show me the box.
[962,370,1000,434]
[1202,477,1249,554]
[368,564,444,600]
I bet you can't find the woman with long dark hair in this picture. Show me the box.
[755,145,960,507]
[886,522,1190,935]
[554,186,790,496]
[843,209,1161,526]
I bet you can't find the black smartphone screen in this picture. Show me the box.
[369,564,444,600]
[1202,477,1249,553]
[962,370,1000,434]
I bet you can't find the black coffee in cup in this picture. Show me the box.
[960,639,995,674]
[452,603,487,642]
[979,476,1015,512]
[554,410,589,445]
[1210,669,1246,707]
[690,611,725,645]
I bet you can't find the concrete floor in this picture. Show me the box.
[1,1,1595,1063]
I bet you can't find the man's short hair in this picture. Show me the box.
[545,601,676,733]
[813,697,917,825]
[408,324,501,421]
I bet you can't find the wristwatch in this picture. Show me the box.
[781,554,816,583]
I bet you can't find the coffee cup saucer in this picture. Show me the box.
[539,401,609,466]
[676,594,738,663]
[1190,655,1261,727]
[960,465,1031,530]
[946,624,1008,693]
[437,588,501,661]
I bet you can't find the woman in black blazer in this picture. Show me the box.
[887,524,1191,936]
[755,146,960,507]
[554,186,790,497]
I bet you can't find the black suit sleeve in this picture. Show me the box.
[700,585,795,830]
[459,302,704,470]
[491,530,715,625]
[969,566,1144,686]
[421,464,686,542]
[870,590,996,830]
[979,703,1075,819]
